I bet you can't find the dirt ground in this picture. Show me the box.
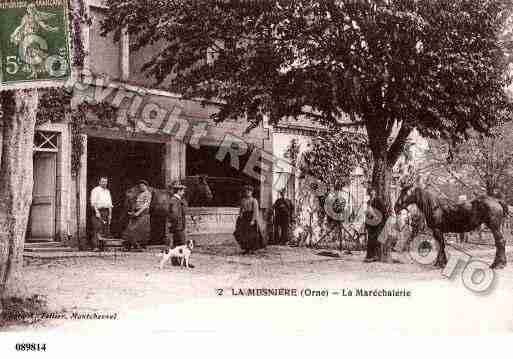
[2,234,513,335]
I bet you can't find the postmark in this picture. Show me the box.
[0,0,71,90]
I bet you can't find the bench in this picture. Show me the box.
[98,238,124,254]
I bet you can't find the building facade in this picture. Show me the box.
[28,0,273,245]
[30,1,424,246]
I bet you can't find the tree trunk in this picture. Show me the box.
[365,154,393,263]
[75,175,83,250]
[0,90,39,307]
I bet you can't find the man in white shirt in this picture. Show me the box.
[90,176,113,250]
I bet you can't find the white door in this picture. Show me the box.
[28,152,57,241]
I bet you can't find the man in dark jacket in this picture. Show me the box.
[273,188,294,245]
[168,181,188,248]
[364,187,386,262]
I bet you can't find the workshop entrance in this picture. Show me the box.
[86,137,165,238]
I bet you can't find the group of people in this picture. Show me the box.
[91,174,420,258]
[232,184,296,252]
[89,177,188,252]
[89,177,276,255]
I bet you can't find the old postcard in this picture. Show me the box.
[1,0,513,356]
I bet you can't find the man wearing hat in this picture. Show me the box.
[273,188,294,245]
[168,181,188,253]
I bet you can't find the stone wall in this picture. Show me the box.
[186,207,239,235]
[186,207,270,240]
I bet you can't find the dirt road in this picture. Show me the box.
[3,243,513,335]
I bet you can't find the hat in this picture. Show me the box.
[171,181,187,190]
[138,179,149,187]
[243,183,254,191]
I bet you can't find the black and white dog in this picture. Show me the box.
[158,239,195,269]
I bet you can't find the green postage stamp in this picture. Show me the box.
[0,0,71,90]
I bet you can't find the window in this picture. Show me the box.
[34,131,59,152]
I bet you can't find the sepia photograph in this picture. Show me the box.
[1,0,513,355]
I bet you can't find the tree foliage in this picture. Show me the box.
[103,0,513,260]
[103,0,513,179]
[421,122,513,202]
[299,130,371,191]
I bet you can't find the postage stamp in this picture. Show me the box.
[0,0,71,90]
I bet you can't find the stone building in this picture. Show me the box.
[30,1,424,247]
[28,0,273,246]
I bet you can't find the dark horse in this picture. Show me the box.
[122,175,213,244]
[394,185,508,269]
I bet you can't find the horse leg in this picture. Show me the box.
[490,225,507,269]
[433,230,447,268]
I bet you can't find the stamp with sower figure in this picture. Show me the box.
[0,0,71,90]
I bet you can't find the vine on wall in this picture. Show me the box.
[37,1,117,179]
[68,0,91,68]
[286,133,372,248]
[31,1,119,246]
[37,89,118,177]
[69,108,85,177]
[284,138,301,223]
[284,138,300,167]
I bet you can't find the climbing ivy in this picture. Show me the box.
[36,88,72,126]
[300,131,371,191]
[284,138,300,168]
[37,88,118,177]
[68,0,91,68]
[35,1,117,178]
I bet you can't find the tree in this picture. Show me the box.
[421,122,513,202]
[103,0,513,262]
[0,90,40,303]
[299,130,371,192]
[293,130,371,247]
[0,0,89,309]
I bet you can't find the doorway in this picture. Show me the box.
[27,152,57,241]
[86,137,165,238]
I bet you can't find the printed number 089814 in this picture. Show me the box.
[15,343,47,351]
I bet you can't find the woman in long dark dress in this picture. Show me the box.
[234,184,265,254]
[123,180,152,250]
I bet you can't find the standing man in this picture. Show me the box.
[364,187,386,262]
[168,181,188,249]
[273,188,294,245]
[90,176,113,250]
